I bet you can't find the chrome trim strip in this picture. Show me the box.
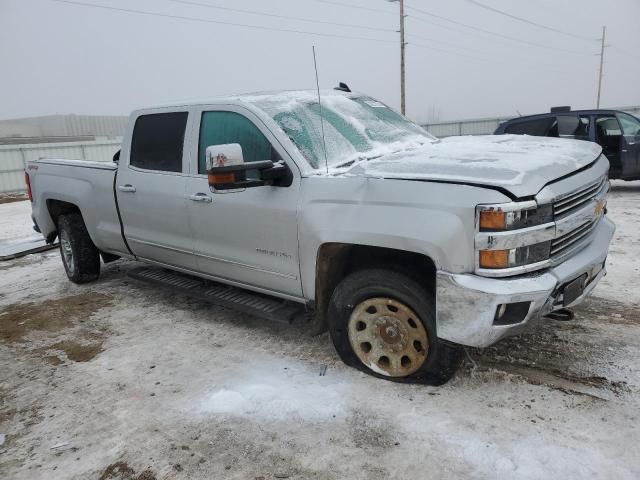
[475,222,555,250]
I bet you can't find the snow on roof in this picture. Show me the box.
[142,89,355,110]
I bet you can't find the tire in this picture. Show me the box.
[57,213,100,284]
[327,268,462,385]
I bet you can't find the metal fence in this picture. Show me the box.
[0,139,121,194]
[423,106,640,138]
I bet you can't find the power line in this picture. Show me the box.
[464,0,596,41]
[408,41,591,76]
[168,0,394,33]
[405,3,592,55]
[307,0,396,15]
[47,0,396,43]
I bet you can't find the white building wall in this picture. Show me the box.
[0,139,121,194]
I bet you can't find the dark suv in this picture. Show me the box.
[495,108,640,180]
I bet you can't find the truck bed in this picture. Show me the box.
[28,158,129,256]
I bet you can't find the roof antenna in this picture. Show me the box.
[334,82,351,92]
[312,45,329,175]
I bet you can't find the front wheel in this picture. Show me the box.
[327,269,462,385]
[58,213,100,284]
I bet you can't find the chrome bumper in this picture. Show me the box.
[436,217,615,348]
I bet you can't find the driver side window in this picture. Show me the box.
[198,111,281,175]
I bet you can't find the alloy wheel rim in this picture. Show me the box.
[348,297,429,377]
[60,231,74,275]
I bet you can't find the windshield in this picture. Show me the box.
[255,94,436,170]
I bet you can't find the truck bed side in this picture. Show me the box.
[28,158,129,256]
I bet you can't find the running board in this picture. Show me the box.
[128,266,304,324]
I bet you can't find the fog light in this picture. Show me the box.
[493,302,531,326]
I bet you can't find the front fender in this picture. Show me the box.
[298,176,510,299]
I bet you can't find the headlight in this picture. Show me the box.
[477,201,553,231]
[475,200,555,275]
[478,242,551,269]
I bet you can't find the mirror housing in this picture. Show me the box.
[206,143,289,191]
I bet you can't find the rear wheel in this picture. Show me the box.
[58,213,100,284]
[328,269,462,385]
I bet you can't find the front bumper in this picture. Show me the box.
[436,217,615,348]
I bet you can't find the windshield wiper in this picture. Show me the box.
[333,153,385,169]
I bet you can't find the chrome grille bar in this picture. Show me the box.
[551,218,599,257]
[553,176,606,217]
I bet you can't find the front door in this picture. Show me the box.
[185,107,302,298]
[117,110,196,270]
[617,112,640,179]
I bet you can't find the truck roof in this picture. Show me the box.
[141,89,357,110]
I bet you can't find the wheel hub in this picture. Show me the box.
[348,297,429,377]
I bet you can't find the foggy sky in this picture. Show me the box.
[1,0,638,123]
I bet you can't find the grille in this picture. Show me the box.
[551,217,599,258]
[553,176,607,218]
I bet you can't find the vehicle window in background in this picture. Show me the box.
[256,95,435,170]
[198,111,281,174]
[596,117,622,137]
[504,117,556,136]
[617,113,640,137]
[556,115,589,138]
[130,112,187,172]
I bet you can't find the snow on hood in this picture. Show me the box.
[326,135,602,198]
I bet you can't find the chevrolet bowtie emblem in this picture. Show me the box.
[594,199,606,216]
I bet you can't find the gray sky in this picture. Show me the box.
[1,0,638,123]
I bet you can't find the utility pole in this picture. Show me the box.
[596,25,606,108]
[388,0,406,115]
[399,0,406,115]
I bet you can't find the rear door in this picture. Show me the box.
[184,106,303,298]
[117,110,196,269]
[594,115,624,178]
[616,112,640,178]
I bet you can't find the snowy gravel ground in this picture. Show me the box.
[0,183,639,480]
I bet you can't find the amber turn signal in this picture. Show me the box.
[479,249,509,269]
[479,210,506,230]
[208,172,235,185]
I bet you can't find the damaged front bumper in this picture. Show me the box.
[435,217,615,348]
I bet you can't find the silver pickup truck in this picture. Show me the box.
[26,90,614,384]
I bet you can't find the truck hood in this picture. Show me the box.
[331,135,602,198]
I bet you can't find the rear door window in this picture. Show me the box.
[130,112,188,173]
[556,114,590,139]
[504,117,556,136]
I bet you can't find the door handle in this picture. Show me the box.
[189,193,212,203]
[118,184,136,193]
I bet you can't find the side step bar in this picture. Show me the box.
[128,266,304,324]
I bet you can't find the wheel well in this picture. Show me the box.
[312,243,436,334]
[46,199,81,242]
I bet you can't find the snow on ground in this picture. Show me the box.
[0,188,639,480]
[0,200,36,244]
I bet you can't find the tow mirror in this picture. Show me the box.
[206,144,280,191]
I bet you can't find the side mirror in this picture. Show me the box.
[206,143,287,191]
